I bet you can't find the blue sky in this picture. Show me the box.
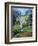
[12,8,32,15]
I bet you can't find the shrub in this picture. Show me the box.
[12,24,21,34]
[15,34,21,37]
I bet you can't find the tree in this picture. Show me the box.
[29,14,32,26]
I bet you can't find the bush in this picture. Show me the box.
[15,34,21,37]
[12,24,21,34]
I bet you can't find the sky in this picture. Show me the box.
[12,7,32,15]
